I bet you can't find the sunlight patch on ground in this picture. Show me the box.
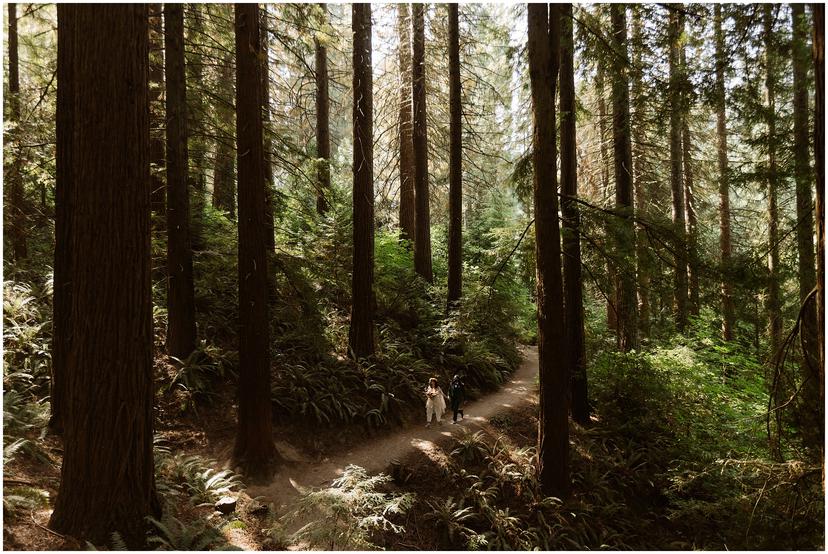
[410,438,451,468]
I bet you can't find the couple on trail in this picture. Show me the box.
[424,375,465,427]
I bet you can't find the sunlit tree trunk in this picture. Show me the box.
[764,4,782,358]
[714,4,735,342]
[561,4,588,424]
[528,3,569,499]
[447,4,463,309]
[791,5,820,429]
[398,3,416,243]
[233,3,278,477]
[412,3,433,282]
[668,7,688,332]
[315,4,331,215]
[349,3,376,360]
[49,6,159,545]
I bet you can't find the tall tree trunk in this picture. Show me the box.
[149,4,166,218]
[668,7,688,332]
[398,3,416,243]
[714,4,735,342]
[412,3,433,282]
[631,5,649,338]
[233,3,277,477]
[187,4,206,249]
[349,3,376,360]
[165,4,197,362]
[791,4,820,429]
[596,60,617,331]
[447,4,462,309]
[528,3,569,499]
[315,4,331,215]
[561,4,588,425]
[764,4,783,359]
[212,56,236,218]
[49,6,159,545]
[261,6,275,252]
[7,3,27,261]
[611,4,639,352]
[811,1,825,457]
[50,0,75,435]
[682,120,699,317]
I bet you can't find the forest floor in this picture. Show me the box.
[3,347,540,551]
[248,346,539,512]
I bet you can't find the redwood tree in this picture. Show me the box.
[560,3,588,424]
[714,4,735,341]
[233,3,278,476]
[811,1,825,453]
[49,5,159,545]
[398,3,415,243]
[791,4,819,416]
[611,4,639,351]
[412,3,433,282]
[149,3,166,217]
[764,4,782,358]
[348,2,376,360]
[528,3,569,498]
[315,4,331,215]
[165,3,197,361]
[7,2,27,261]
[668,7,688,332]
[447,3,463,309]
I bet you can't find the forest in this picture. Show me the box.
[2,2,825,551]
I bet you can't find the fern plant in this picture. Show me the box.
[147,514,230,551]
[286,464,414,550]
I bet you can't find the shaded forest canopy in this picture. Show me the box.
[2,2,824,550]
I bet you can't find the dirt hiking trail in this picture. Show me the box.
[248,346,539,510]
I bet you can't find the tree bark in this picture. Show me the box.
[212,56,236,219]
[447,4,463,309]
[792,4,820,419]
[668,7,688,332]
[49,6,159,545]
[233,3,278,477]
[315,4,331,215]
[764,4,783,359]
[165,4,197,362]
[7,3,27,261]
[682,119,699,317]
[412,3,433,282]
[149,4,166,218]
[528,3,569,499]
[261,6,275,252]
[714,4,735,342]
[187,4,206,249]
[561,4,588,425]
[349,3,376,360]
[611,4,639,351]
[631,5,649,338]
[398,3,416,243]
[596,60,617,331]
[811,1,825,456]
[50,0,76,435]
